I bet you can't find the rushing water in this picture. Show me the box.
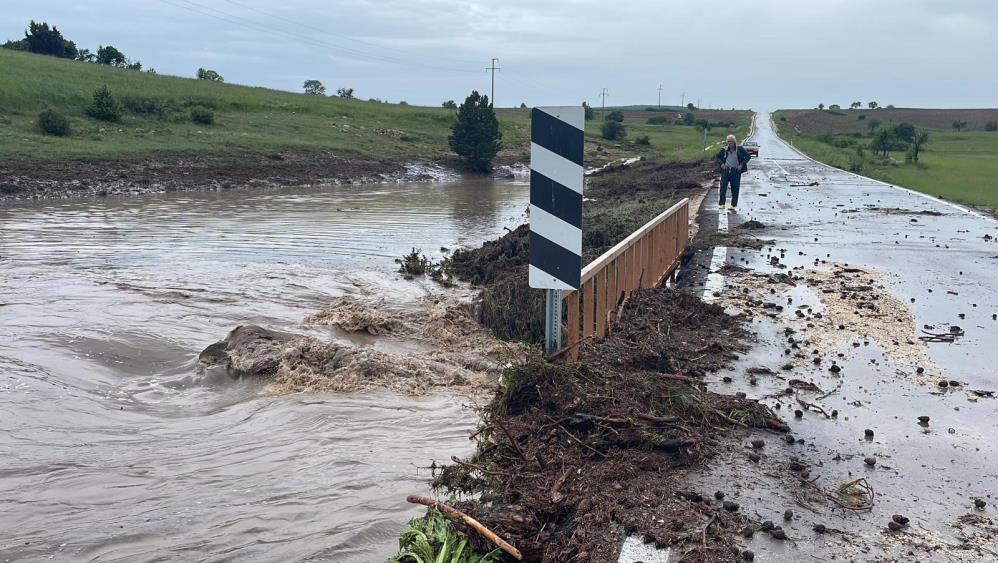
[0,177,528,562]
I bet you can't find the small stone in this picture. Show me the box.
[938,380,949,388]
[829,364,842,373]
[742,550,755,561]
[864,457,877,467]
[918,416,930,424]
[788,460,806,472]
[813,523,827,534]
[949,380,961,387]
[887,520,904,532]
[794,409,804,418]
[783,509,793,521]
[751,439,765,449]
[975,499,987,509]
[741,526,755,538]
[864,429,874,438]
[831,409,838,418]
[784,434,796,444]
[760,520,775,532]
[770,527,787,540]
[748,453,761,463]
[723,501,739,512]
[916,366,925,374]
[892,514,910,525]
[714,490,725,500]
[723,376,733,383]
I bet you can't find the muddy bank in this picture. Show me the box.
[0,151,484,202]
[431,287,787,562]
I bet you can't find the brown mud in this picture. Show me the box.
[432,288,788,562]
[0,151,470,201]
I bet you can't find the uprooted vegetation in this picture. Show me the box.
[429,287,787,562]
[439,157,713,344]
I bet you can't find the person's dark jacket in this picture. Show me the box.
[714,145,751,173]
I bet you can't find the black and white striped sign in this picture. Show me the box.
[529,106,584,290]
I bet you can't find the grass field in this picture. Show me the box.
[774,109,998,210]
[0,48,530,164]
[1,48,749,171]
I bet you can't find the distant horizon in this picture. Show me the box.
[3,0,996,109]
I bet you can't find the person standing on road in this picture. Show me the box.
[714,134,751,212]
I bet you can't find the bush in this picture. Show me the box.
[857,114,866,121]
[601,120,626,140]
[36,109,70,136]
[395,248,431,276]
[986,121,997,132]
[646,116,669,125]
[86,85,120,122]
[605,110,624,122]
[779,115,787,122]
[190,106,214,125]
[635,135,651,146]
[120,95,164,116]
[683,112,695,125]
[449,91,501,172]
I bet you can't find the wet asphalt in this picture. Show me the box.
[685,113,998,561]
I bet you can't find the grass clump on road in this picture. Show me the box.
[392,508,500,563]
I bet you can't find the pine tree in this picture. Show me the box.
[448,91,502,172]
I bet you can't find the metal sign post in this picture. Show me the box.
[528,106,584,355]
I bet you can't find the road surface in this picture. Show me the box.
[688,113,998,561]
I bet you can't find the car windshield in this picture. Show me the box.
[744,141,758,146]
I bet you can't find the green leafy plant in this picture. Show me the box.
[396,248,432,276]
[190,106,214,125]
[634,134,650,145]
[449,90,502,172]
[391,508,501,563]
[605,110,624,123]
[601,120,626,140]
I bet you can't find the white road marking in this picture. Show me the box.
[702,202,728,302]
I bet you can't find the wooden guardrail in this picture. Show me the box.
[560,198,690,359]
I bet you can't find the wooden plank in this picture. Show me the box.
[606,258,618,328]
[566,290,579,360]
[582,278,595,338]
[595,268,607,338]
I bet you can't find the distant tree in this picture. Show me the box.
[892,122,916,144]
[519,102,527,109]
[850,101,862,109]
[196,68,224,82]
[86,85,120,122]
[22,21,77,59]
[126,60,142,71]
[583,101,595,120]
[2,38,28,51]
[986,120,997,132]
[601,120,626,140]
[75,48,95,62]
[952,120,968,131]
[867,118,881,133]
[368,98,383,103]
[441,100,457,109]
[448,90,501,172]
[870,129,894,156]
[145,67,157,74]
[303,80,326,95]
[398,100,408,105]
[885,104,895,109]
[907,128,929,162]
[818,103,825,111]
[686,102,695,111]
[605,110,624,122]
[36,109,71,136]
[857,114,866,121]
[695,118,711,131]
[829,104,841,110]
[868,101,879,109]
[683,112,695,125]
[96,45,127,67]
[336,87,354,98]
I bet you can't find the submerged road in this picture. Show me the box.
[690,113,998,560]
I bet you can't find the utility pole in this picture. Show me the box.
[486,57,500,106]
[657,84,663,109]
[599,88,608,120]
[681,92,685,109]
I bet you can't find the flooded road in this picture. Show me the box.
[0,177,528,561]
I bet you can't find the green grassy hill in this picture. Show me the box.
[0,48,530,164]
[774,109,998,210]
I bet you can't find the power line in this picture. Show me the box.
[599,88,608,119]
[657,84,663,108]
[486,57,500,106]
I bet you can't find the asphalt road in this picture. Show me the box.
[688,113,998,561]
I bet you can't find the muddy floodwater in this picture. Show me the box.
[0,177,528,561]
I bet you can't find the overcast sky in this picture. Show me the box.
[3,0,996,109]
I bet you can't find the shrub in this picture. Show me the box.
[986,121,997,132]
[646,116,669,125]
[86,86,120,122]
[683,112,695,125]
[36,109,70,136]
[601,120,626,140]
[583,102,595,120]
[779,115,787,122]
[605,110,624,122]
[120,95,163,116]
[396,248,431,276]
[635,135,651,146]
[449,91,501,172]
[857,114,866,120]
[190,107,214,125]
